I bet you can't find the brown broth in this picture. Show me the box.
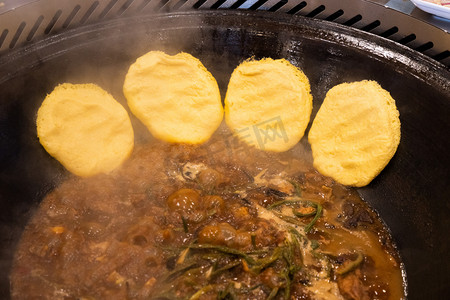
[10,128,405,299]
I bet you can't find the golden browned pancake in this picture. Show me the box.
[123,51,223,144]
[36,83,134,177]
[308,80,401,187]
[224,58,312,152]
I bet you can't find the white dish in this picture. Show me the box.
[410,0,450,19]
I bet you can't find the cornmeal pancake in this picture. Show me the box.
[123,51,223,144]
[308,80,401,187]
[36,83,134,177]
[224,58,312,152]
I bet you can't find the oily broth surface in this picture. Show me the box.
[11,128,405,299]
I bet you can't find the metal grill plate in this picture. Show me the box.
[0,0,449,66]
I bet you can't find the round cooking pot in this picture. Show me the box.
[0,10,449,299]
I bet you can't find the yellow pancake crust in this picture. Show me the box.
[123,51,223,144]
[308,80,401,187]
[36,83,134,177]
[224,58,313,152]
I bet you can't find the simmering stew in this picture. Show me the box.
[11,128,405,299]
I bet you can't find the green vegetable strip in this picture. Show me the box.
[211,260,242,277]
[310,239,320,250]
[188,244,257,264]
[267,199,306,210]
[218,283,238,300]
[283,241,293,266]
[288,180,302,197]
[162,261,198,281]
[251,247,283,274]
[282,235,303,299]
[335,252,364,275]
[283,270,291,300]
[266,287,279,300]
[281,251,292,300]
[189,285,213,300]
[304,202,323,233]
[283,238,302,271]
[272,211,304,226]
[288,226,305,241]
